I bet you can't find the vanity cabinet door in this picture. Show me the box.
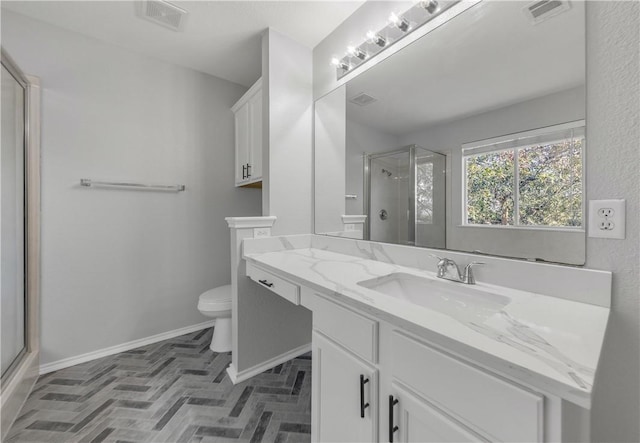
[312,331,377,443]
[389,383,486,443]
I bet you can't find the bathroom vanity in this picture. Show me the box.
[240,234,610,442]
[228,2,608,441]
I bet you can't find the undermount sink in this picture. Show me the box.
[357,273,510,322]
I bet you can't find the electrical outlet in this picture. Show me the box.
[598,220,614,230]
[588,199,625,239]
[597,208,614,218]
[253,227,271,238]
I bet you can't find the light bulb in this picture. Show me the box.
[389,12,410,32]
[420,0,439,14]
[330,57,350,71]
[366,31,387,47]
[347,46,367,60]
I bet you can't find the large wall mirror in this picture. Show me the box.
[314,1,586,265]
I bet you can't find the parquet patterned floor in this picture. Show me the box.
[6,328,311,443]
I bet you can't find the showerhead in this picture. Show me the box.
[381,168,393,177]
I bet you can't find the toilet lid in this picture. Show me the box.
[198,284,232,311]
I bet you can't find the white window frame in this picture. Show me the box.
[461,120,586,231]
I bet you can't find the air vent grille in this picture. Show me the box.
[349,93,377,107]
[524,0,570,24]
[136,0,188,32]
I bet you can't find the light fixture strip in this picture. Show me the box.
[332,0,458,80]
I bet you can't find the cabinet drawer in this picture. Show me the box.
[313,295,377,363]
[246,262,300,305]
[391,331,543,442]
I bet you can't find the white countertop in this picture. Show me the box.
[243,246,610,408]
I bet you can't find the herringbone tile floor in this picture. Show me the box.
[6,328,311,443]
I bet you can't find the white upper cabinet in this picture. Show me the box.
[232,78,262,187]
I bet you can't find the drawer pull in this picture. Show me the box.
[258,279,273,288]
[360,375,370,418]
[389,395,399,442]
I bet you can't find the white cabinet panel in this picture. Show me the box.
[248,90,262,181]
[313,295,377,363]
[246,262,300,305]
[391,331,544,442]
[234,103,250,185]
[391,383,487,443]
[312,331,377,443]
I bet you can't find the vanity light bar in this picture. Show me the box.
[331,0,457,79]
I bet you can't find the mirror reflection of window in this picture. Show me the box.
[316,0,586,264]
[416,161,434,225]
[463,122,585,229]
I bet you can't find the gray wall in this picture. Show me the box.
[1,11,262,366]
[314,1,639,441]
[315,86,346,234]
[262,29,313,236]
[586,2,639,441]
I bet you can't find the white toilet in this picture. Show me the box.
[197,285,232,352]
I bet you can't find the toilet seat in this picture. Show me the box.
[198,285,232,312]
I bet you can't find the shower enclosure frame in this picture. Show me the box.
[363,145,419,244]
[1,48,41,438]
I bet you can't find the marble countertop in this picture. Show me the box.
[244,246,610,408]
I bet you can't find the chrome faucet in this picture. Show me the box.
[432,256,484,285]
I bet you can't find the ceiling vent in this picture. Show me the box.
[523,0,571,25]
[136,0,188,32]
[349,93,377,107]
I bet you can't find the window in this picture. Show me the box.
[463,121,584,228]
[416,161,434,224]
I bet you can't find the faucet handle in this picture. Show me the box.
[463,262,485,285]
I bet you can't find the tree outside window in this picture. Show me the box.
[464,126,583,228]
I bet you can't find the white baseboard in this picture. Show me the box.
[226,342,311,384]
[39,320,216,375]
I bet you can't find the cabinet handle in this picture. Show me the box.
[389,395,399,442]
[242,164,247,180]
[247,163,251,178]
[360,375,370,418]
[258,279,273,288]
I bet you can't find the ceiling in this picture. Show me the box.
[346,0,585,134]
[2,0,364,87]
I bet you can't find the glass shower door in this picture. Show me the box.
[365,145,446,249]
[1,62,26,377]
[367,150,412,245]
